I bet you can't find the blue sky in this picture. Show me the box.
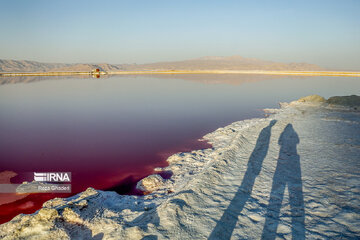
[0,0,359,69]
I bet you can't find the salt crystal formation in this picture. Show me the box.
[136,174,164,193]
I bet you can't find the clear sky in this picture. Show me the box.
[0,0,359,70]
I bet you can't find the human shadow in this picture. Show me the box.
[261,124,305,240]
[208,120,277,240]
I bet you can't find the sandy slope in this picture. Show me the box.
[1,99,359,239]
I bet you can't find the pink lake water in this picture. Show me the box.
[0,74,359,223]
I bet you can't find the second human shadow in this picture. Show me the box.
[209,120,277,239]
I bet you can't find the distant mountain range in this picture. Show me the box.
[0,60,125,72]
[0,56,324,72]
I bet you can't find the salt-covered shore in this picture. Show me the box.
[1,96,359,239]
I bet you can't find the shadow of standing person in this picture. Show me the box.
[261,124,305,240]
[209,120,277,240]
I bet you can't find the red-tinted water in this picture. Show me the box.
[0,130,211,224]
[0,139,210,223]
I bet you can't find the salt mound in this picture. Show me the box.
[297,95,326,103]
[136,174,164,193]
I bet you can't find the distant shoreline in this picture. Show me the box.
[0,70,359,77]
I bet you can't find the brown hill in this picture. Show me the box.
[52,63,125,72]
[0,59,69,72]
[0,59,126,73]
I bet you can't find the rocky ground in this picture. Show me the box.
[1,96,359,239]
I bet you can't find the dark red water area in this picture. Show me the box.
[0,122,212,224]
